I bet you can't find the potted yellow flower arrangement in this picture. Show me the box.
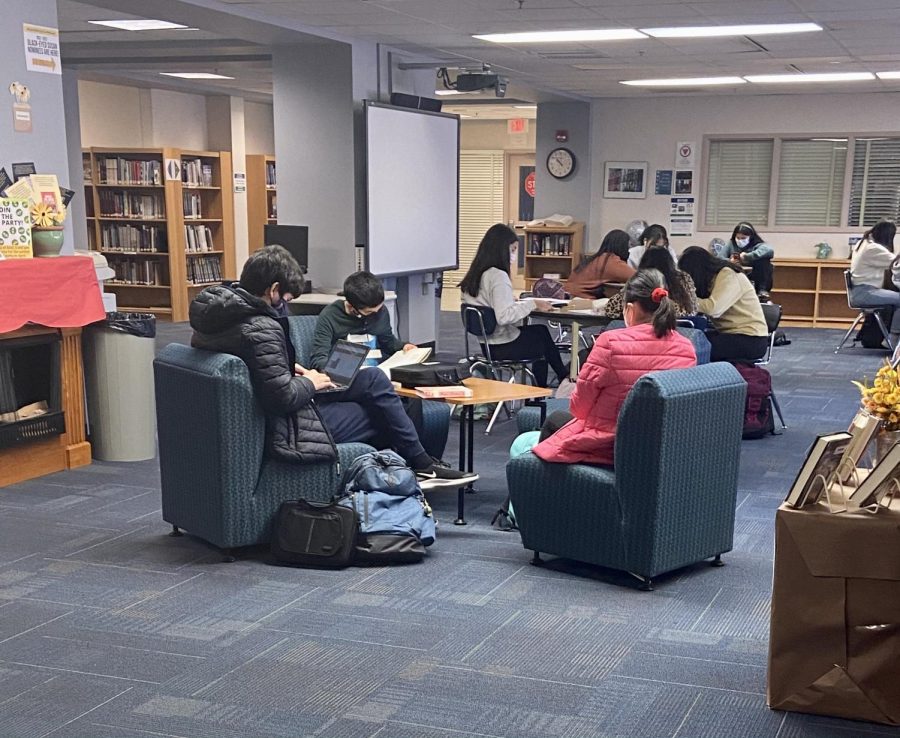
[30,201,67,257]
[853,360,900,460]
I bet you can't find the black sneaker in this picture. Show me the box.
[414,459,479,489]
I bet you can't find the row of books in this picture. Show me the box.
[182,159,214,187]
[268,194,277,219]
[183,192,204,219]
[107,257,167,286]
[98,191,165,219]
[96,157,162,186]
[528,233,573,255]
[184,224,215,253]
[786,410,898,510]
[187,256,223,284]
[99,224,168,253]
[265,161,276,188]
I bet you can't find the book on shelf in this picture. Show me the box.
[100,223,167,252]
[184,224,214,252]
[527,214,574,227]
[187,255,222,284]
[96,156,161,186]
[848,441,900,508]
[414,386,473,399]
[838,410,881,482]
[98,191,164,219]
[108,256,165,286]
[265,161,276,187]
[785,432,853,508]
[182,158,214,187]
[182,191,203,219]
[377,347,432,378]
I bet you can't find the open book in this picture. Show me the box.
[377,347,432,378]
[526,213,574,228]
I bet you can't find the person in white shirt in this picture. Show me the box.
[628,223,679,270]
[459,223,568,387]
[850,220,900,344]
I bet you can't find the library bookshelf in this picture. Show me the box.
[769,259,857,328]
[246,154,276,249]
[523,223,584,291]
[83,147,235,322]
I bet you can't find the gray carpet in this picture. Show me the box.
[0,315,898,737]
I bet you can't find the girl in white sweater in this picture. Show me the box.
[460,224,568,387]
[850,220,900,345]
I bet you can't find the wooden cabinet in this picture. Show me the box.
[523,223,584,291]
[246,154,276,250]
[770,259,856,328]
[83,147,235,322]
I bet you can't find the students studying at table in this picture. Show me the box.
[459,223,569,388]
[605,245,697,319]
[627,223,679,269]
[565,228,635,299]
[513,268,697,467]
[678,246,768,362]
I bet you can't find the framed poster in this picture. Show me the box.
[603,161,648,199]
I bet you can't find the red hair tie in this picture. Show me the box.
[651,287,668,303]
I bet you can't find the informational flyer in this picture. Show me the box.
[0,198,33,258]
[669,196,694,237]
[655,169,673,195]
[675,170,694,195]
[675,141,696,168]
[23,23,60,75]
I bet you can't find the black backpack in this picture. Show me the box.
[732,363,775,439]
[857,312,889,349]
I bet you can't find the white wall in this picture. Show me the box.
[460,120,535,150]
[78,81,148,148]
[244,102,274,155]
[590,91,900,259]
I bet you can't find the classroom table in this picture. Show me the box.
[530,308,610,378]
[395,377,552,525]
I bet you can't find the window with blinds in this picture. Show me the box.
[849,138,900,227]
[704,140,772,227]
[776,139,846,227]
[441,150,504,310]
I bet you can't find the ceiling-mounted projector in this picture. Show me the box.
[439,66,509,97]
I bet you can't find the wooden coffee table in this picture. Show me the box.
[396,377,552,525]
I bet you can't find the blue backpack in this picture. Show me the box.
[338,451,436,564]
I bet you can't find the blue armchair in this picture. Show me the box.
[506,363,746,589]
[287,316,450,459]
[154,343,374,553]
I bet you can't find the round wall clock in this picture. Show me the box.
[546,147,576,179]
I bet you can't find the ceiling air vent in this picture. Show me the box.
[536,51,610,60]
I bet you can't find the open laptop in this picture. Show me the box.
[316,339,370,394]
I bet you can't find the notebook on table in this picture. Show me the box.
[316,340,369,394]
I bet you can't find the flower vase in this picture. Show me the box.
[874,429,900,463]
[31,226,65,257]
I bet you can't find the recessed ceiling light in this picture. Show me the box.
[88,19,189,31]
[513,104,537,109]
[876,71,900,79]
[473,29,646,43]
[745,72,874,83]
[620,76,747,87]
[642,22,822,38]
[160,72,235,80]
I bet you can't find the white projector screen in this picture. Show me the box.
[365,102,459,277]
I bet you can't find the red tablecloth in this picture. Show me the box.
[0,256,106,333]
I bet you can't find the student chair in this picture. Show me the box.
[507,363,746,590]
[757,302,787,430]
[461,304,538,434]
[835,270,894,354]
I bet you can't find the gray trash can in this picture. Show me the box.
[83,312,157,461]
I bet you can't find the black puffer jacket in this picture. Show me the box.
[189,285,337,465]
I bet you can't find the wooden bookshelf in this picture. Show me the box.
[246,154,276,249]
[83,147,236,322]
[523,223,584,291]
[769,259,857,328]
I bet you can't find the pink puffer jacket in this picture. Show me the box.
[532,322,696,466]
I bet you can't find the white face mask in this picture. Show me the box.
[735,237,750,248]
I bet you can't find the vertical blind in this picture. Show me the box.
[775,139,846,227]
[441,150,505,310]
[850,138,900,227]
[705,140,773,227]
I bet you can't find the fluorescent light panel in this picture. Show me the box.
[88,19,188,31]
[160,72,234,80]
[434,90,467,96]
[876,71,900,79]
[620,76,746,87]
[642,22,822,38]
[513,104,537,109]
[745,72,874,83]
[474,29,646,43]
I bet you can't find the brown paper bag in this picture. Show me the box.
[767,503,900,725]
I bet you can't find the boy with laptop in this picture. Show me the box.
[189,245,475,487]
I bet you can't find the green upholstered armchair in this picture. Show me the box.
[153,343,373,554]
[506,363,746,590]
